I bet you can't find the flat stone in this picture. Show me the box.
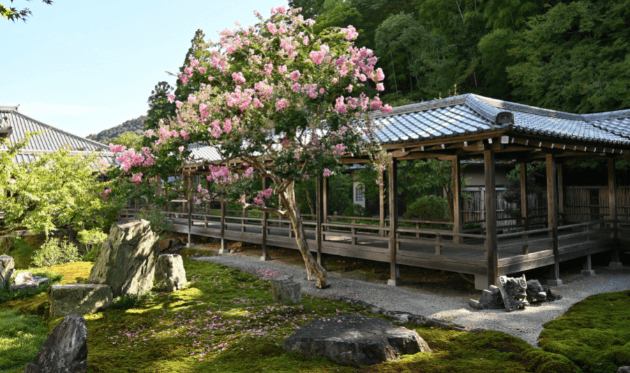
[0,255,14,289]
[154,254,187,292]
[48,284,113,319]
[271,275,301,304]
[618,366,630,373]
[282,315,432,366]
[88,220,160,297]
[10,274,49,291]
[469,285,504,310]
[25,314,88,373]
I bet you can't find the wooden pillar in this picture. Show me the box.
[608,158,622,267]
[204,178,210,228]
[484,150,498,288]
[556,163,566,225]
[379,170,385,237]
[261,177,271,261]
[322,177,329,232]
[519,163,528,231]
[316,177,323,266]
[134,183,140,214]
[546,154,562,285]
[452,156,463,244]
[219,201,227,254]
[388,159,400,286]
[187,175,193,248]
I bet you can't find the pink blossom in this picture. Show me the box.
[370,98,382,110]
[290,70,301,81]
[224,118,232,133]
[167,93,175,102]
[376,83,384,91]
[302,36,309,45]
[380,104,393,114]
[175,101,183,108]
[198,67,206,74]
[319,88,325,94]
[266,23,277,34]
[232,72,246,84]
[179,74,188,84]
[323,169,332,177]
[184,67,192,74]
[309,50,325,65]
[264,63,273,74]
[131,173,143,183]
[334,96,347,114]
[178,146,184,152]
[188,94,197,104]
[99,189,111,199]
[347,85,353,92]
[341,25,359,40]
[359,74,367,82]
[278,65,287,73]
[109,144,126,153]
[275,98,289,111]
[376,68,385,82]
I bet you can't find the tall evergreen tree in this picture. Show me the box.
[145,81,175,131]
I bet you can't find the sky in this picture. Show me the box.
[0,0,288,137]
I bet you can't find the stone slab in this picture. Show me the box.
[48,284,113,319]
[154,254,187,292]
[10,274,50,291]
[282,315,432,366]
[271,275,301,304]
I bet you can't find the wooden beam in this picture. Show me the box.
[546,153,561,283]
[187,175,193,248]
[261,177,270,261]
[453,155,463,244]
[484,150,498,288]
[380,130,507,150]
[379,170,385,237]
[608,158,620,263]
[388,159,400,286]
[315,177,323,265]
[219,201,227,254]
[520,163,528,232]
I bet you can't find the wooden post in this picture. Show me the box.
[204,179,210,228]
[219,201,227,254]
[608,158,622,268]
[379,170,385,237]
[261,177,270,261]
[453,156,463,244]
[242,206,246,233]
[316,177,323,266]
[323,177,329,232]
[187,175,193,248]
[520,163,528,231]
[134,183,140,215]
[546,154,562,285]
[557,164,565,225]
[388,159,400,286]
[484,150,498,288]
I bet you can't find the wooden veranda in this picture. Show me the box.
[122,94,630,289]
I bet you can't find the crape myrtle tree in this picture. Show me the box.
[109,6,392,288]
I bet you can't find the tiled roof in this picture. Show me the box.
[370,94,630,146]
[190,145,222,163]
[0,106,115,164]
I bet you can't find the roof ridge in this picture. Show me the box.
[369,94,470,119]
[7,109,110,150]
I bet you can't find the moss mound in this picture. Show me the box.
[540,291,630,373]
[0,309,48,373]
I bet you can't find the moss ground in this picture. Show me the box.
[539,291,630,373]
[1,258,588,373]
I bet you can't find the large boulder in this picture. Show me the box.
[88,220,160,297]
[25,314,88,373]
[0,255,14,289]
[154,254,187,292]
[48,284,113,319]
[282,315,432,366]
[10,271,50,291]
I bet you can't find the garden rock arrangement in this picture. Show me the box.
[155,254,187,292]
[271,275,301,304]
[0,255,14,289]
[469,276,563,311]
[48,284,113,318]
[88,219,160,297]
[25,314,88,373]
[9,271,50,291]
[282,315,432,366]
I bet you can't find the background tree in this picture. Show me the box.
[144,81,176,131]
[110,131,143,151]
[1,0,52,22]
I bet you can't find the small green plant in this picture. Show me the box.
[404,195,450,221]
[31,237,81,268]
[77,228,107,262]
[342,204,371,217]
[135,205,172,235]
[111,292,155,310]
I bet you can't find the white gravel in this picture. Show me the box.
[194,254,630,347]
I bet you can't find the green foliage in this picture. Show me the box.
[109,131,143,151]
[342,204,370,217]
[111,292,156,310]
[7,238,37,269]
[77,228,107,261]
[0,309,48,373]
[0,134,121,237]
[134,205,173,235]
[539,290,630,373]
[1,0,52,22]
[0,268,62,304]
[31,238,81,268]
[403,195,450,221]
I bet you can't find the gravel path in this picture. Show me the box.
[194,254,630,346]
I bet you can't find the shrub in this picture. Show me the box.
[77,229,107,262]
[403,195,450,221]
[342,204,370,217]
[8,237,39,269]
[31,237,81,268]
[135,205,172,235]
[0,268,62,304]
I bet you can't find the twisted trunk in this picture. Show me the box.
[280,181,328,288]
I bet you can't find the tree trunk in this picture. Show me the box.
[280,182,328,288]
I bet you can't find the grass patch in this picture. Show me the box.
[0,309,48,373]
[540,291,630,373]
[0,268,62,305]
[2,258,585,372]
